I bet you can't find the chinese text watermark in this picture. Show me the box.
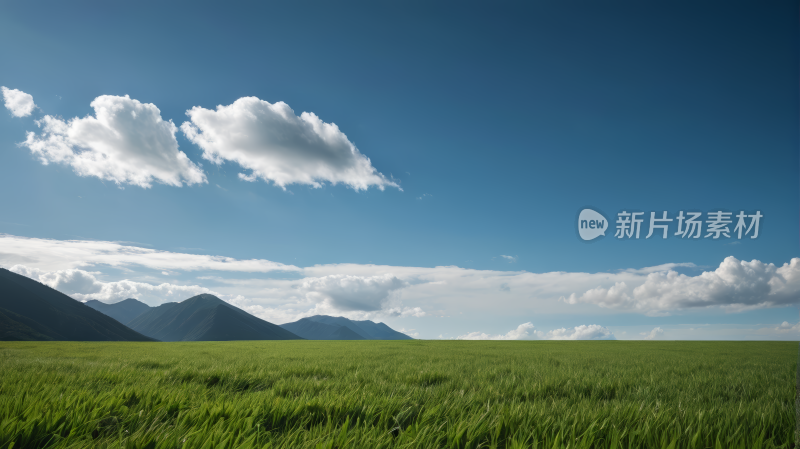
[578,209,762,241]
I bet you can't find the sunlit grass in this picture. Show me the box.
[0,341,794,448]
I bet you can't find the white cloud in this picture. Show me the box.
[181,96,399,191]
[227,273,425,321]
[544,324,615,340]
[0,234,299,273]
[775,321,800,331]
[399,328,420,338]
[301,273,407,311]
[226,295,424,325]
[2,87,36,117]
[4,232,800,330]
[641,327,664,340]
[500,255,518,263]
[622,263,697,274]
[8,265,214,305]
[21,95,206,188]
[387,306,427,317]
[457,322,535,340]
[566,257,800,315]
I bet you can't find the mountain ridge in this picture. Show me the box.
[85,298,150,325]
[0,268,154,341]
[127,294,302,341]
[280,315,412,340]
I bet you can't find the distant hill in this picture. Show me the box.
[85,298,150,325]
[280,315,413,340]
[0,268,154,341]
[127,294,302,341]
[279,318,365,340]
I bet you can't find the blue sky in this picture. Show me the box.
[0,0,798,340]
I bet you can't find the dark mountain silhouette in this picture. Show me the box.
[85,298,150,325]
[127,294,302,341]
[280,315,413,340]
[0,268,154,341]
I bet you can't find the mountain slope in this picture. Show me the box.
[328,325,366,340]
[127,294,302,341]
[0,307,53,340]
[0,268,154,341]
[85,298,151,325]
[280,318,366,340]
[280,315,412,340]
[307,315,413,340]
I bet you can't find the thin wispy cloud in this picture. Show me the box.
[0,234,299,273]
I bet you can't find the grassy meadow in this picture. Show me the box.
[0,340,795,449]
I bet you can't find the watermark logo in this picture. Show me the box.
[577,208,762,241]
[578,209,608,241]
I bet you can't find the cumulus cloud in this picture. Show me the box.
[641,327,664,340]
[8,265,214,304]
[301,273,408,311]
[2,87,36,117]
[544,324,615,340]
[21,95,206,188]
[457,322,535,340]
[566,257,800,315]
[181,97,399,191]
[775,321,800,332]
[500,255,518,263]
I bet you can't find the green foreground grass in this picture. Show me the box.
[0,341,795,449]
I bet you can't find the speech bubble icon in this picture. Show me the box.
[578,209,608,241]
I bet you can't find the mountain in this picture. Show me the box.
[279,318,366,340]
[85,298,150,325]
[280,315,413,340]
[127,294,302,341]
[0,268,154,341]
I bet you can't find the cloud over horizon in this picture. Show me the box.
[544,324,615,340]
[642,327,664,340]
[1,233,798,334]
[21,95,206,188]
[455,323,616,340]
[301,273,408,312]
[566,256,800,315]
[181,97,399,191]
[8,265,215,304]
[456,322,535,340]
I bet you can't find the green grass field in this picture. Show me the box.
[0,341,795,449]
